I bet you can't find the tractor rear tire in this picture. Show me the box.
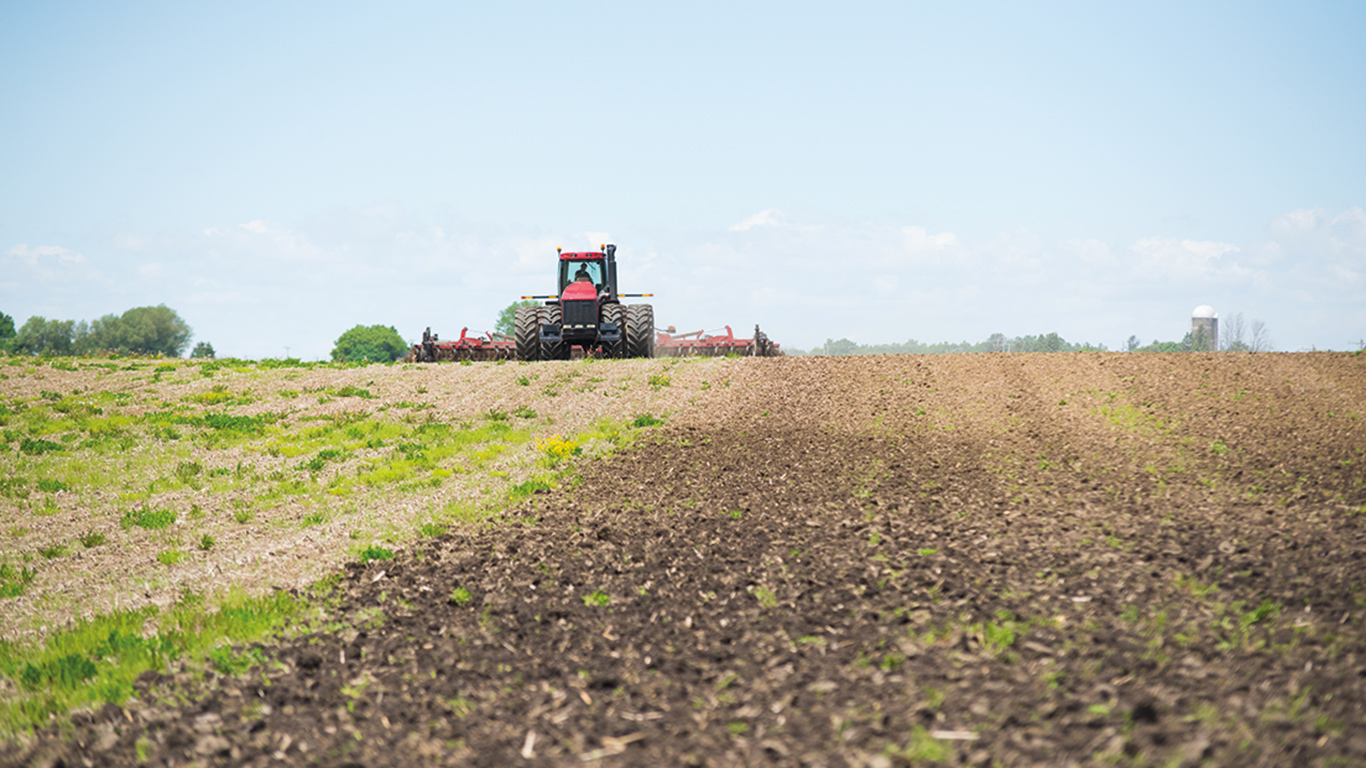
[540,305,565,361]
[514,306,540,362]
[601,303,625,358]
[625,303,655,359]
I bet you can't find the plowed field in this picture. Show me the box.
[8,353,1366,767]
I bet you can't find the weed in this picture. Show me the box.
[359,545,395,563]
[79,531,106,548]
[918,548,938,556]
[512,405,537,419]
[174,460,204,487]
[1240,599,1280,628]
[647,374,670,389]
[198,535,216,551]
[751,586,778,608]
[420,522,448,538]
[0,564,38,598]
[157,550,186,566]
[20,438,63,455]
[632,413,665,428]
[449,586,473,606]
[36,479,69,493]
[207,644,265,675]
[891,725,950,762]
[120,505,176,531]
[537,435,582,466]
[582,589,610,607]
[39,543,68,559]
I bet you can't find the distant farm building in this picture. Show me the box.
[1192,305,1218,351]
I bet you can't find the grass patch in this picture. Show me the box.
[0,589,304,738]
[120,506,176,531]
[632,413,665,428]
[359,545,394,563]
[0,564,38,598]
[38,543,68,560]
[156,550,187,566]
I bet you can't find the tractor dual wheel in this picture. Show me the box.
[625,303,655,359]
[514,306,540,362]
[601,303,625,359]
[539,305,567,361]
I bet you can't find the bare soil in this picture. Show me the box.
[8,352,1366,767]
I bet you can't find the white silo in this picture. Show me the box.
[1192,305,1218,351]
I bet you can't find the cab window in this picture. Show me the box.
[559,260,605,292]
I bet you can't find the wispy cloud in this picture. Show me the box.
[1129,237,1250,282]
[730,209,783,232]
[901,225,958,254]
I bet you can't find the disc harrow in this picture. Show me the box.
[404,327,515,363]
[655,325,782,357]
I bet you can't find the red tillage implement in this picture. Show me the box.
[409,327,515,362]
[655,325,779,357]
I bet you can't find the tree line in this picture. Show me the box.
[800,316,1274,357]
[796,332,1109,356]
[0,305,210,358]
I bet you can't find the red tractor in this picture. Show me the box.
[514,244,656,360]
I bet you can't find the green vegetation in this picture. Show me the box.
[8,305,192,357]
[495,300,538,336]
[0,589,303,737]
[802,331,1107,355]
[120,506,176,531]
[0,564,38,598]
[632,413,665,428]
[330,324,408,363]
[359,545,395,563]
[582,589,611,607]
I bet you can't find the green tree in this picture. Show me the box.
[119,305,192,356]
[190,341,216,359]
[331,324,408,363]
[13,317,75,356]
[72,305,192,356]
[495,301,538,336]
[0,311,15,352]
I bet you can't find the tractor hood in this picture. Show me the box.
[561,281,597,302]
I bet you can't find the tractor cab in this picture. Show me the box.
[558,254,607,296]
[557,245,619,300]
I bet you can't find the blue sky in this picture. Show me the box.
[3,1,1363,357]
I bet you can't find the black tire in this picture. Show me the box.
[514,306,540,362]
[539,305,565,361]
[625,303,655,359]
[601,303,625,358]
